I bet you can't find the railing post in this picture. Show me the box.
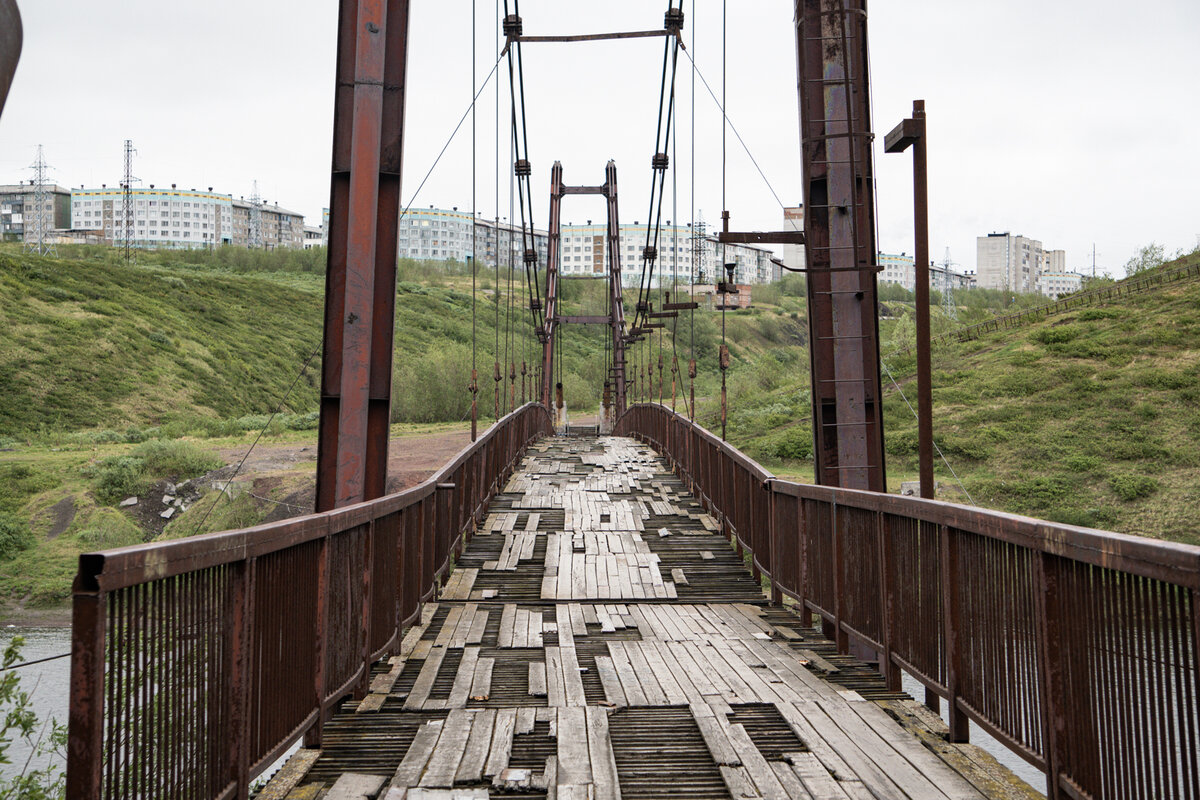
[358,520,374,699]
[877,512,901,692]
[799,498,810,629]
[1036,551,1065,800]
[768,482,782,606]
[436,482,456,587]
[305,534,331,748]
[66,582,105,800]
[831,500,848,652]
[230,559,254,799]
[940,524,968,742]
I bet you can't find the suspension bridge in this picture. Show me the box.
[0,1,1187,799]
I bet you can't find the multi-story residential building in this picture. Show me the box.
[976,232,1049,294]
[1,183,72,242]
[72,185,234,249]
[1038,271,1083,299]
[876,251,972,293]
[392,206,776,286]
[303,226,324,249]
[230,199,304,250]
[782,206,806,276]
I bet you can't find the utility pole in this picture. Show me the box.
[120,139,138,263]
[249,181,264,249]
[941,247,957,321]
[24,145,56,257]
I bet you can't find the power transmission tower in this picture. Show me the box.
[940,247,958,321]
[24,145,56,257]
[249,181,264,249]
[120,139,139,262]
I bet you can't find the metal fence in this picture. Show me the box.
[617,403,1200,800]
[888,258,1200,359]
[66,403,552,800]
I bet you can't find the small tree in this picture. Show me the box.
[1123,242,1166,276]
[0,638,67,799]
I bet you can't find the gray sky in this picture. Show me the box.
[1,0,1197,277]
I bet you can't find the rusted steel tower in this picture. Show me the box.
[795,0,887,493]
[316,0,411,512]
[539,161,628,419]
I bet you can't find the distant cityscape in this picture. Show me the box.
[1,176,1086,297]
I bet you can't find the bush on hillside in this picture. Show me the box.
[133,440,222,479]
[0,513,35,560]
[1110,474,1159,502]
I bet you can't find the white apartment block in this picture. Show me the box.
[877,251,973,293]
[1038,271,1083,299]
[977,232,1051,294]
[72,186,233,249]
[782,206,806,277]
[394,207,776,286]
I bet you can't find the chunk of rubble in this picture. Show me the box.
[160,507,176,520]
[120,497,138,508]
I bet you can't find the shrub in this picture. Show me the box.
[76,508,144,549]
[0,513,35,560]
[88,456,147,504]
[133,440,222,480]
[1110,474,1159,502]
[1032,325,1080,345]
[772,427,813,461]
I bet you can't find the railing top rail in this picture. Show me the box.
[77,403,550,594]
[622,402,1200,588]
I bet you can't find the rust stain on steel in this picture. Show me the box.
[0,0,20,118]
[317,0,410,513]
[796,0,886,493]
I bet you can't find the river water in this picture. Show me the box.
[0,626,72,781]
[0,628,1049,793]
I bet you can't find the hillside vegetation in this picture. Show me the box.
[0,244,1197,612]
[722,253,1200,546]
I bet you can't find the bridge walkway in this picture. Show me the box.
[259,436,1039,800]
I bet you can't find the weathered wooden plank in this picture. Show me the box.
[785,751,855,800]
[404,647,447,710]
[391,719,446,788]
[556,707,593,787]
[594,655,627,707]
[585,706,622,800]
[691,703,739,766]
[455,709,497,785]
[326,773,386,800]
[446,647,480,708]
[255,748,321,800]
[545,647,566,707]
[561,645,587,707]
[483,709,517,779]
[527,660,548,698]
[719,766,763,799]
[421,709,474,787]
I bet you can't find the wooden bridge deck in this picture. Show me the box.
[260,436,1039,800]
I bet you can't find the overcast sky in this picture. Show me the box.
[1,1,1197,276]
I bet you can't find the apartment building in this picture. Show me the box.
[0,183,72,242]
[71,186,233,249]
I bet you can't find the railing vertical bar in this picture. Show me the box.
[229,559,253,800]
[305,534,330,748]
[831,500,847,652]
[1036,551,1064,799]
[359,520,374,698]
[941,524,967,742]
[66,581,105,800]
[878,512,899,691]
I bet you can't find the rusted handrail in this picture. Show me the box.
[617,403,1200,800]
[66,403,552,800]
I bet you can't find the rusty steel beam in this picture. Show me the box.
[718,230,807,246]
[605,161,628,417]
[886,101,932,501]
[795,0,886,493]
[0,0,20,118]
[540,162,563,409]
[316,0,411,512]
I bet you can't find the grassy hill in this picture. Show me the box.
[724,253,1200,546]
[0,243,1196,612]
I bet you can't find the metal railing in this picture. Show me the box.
[617,403,1200,800]
[66,403,552,800]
